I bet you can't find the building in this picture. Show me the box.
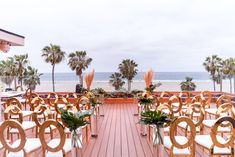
[0,28,25,53]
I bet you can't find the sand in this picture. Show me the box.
[35,80,233,93]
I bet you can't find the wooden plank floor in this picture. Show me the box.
[81,103,155,157]
[81,103,233,157]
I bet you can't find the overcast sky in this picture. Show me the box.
[0,0,235,73]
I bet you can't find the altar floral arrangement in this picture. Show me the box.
[138,91,155,106]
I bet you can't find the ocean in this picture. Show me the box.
[40,72,210,81]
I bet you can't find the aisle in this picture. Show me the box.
[82,103,154,157]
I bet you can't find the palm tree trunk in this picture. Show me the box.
[234,77,235,93]
[79,74,83,87]
[14,77,17,91]
[20,75,23,89]
[220,79,223,92]
[127,80,131,92]
[213,80,216,91]
[230,78,232,93]
[52,64,55,92]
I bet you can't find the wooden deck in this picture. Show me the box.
[81,103,155,157]
[80,103,232,157]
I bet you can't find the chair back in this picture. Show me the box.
[4,104,23,123]
[211,116,235,149]
[185,103,205,131]
[159,91,171,104]
[216,95,231,108]
[216,102,235,118]
[31,96,45,111]
[39,120,66,153]
[168,95,183,114]
[26,92,39,110]
[6,97,23,110]
[200,91,212,108]
[47,92,59,109]
[179,91,190,107]
[169,116,196,149]
[0,120,26,152]
[33,104,52,127]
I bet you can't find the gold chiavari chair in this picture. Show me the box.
[46,92,59,111]
[168,95,183,116]
[39,120,74,157]
[0,120,41,157]
[200,90,212,109]
[6,98,33,120]
[202,102,235,134]
[26,92,40,111]
[179,103,205,135]
[205,95,232,119]
[163,116,196,157]
[4,105,37,140]
[174,91,190,110]
[159,91,171,105]
[32,104,54,138]
[195,116,235,156]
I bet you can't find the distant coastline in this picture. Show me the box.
[40,72,211,81]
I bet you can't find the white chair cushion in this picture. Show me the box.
[8,138,41,157]
[205,108,217,115]
[46,139,74,157]
[178,121,200,132]
[195,135,231,154]
[172,102,187,109]
[10,111,33,119]
[164,136,190,155]
[10,121,36,133]
[203,120,231,132]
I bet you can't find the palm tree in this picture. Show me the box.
[203,55,222,91]
[0,57,17,88]
[109,72,125,91]
[23,66,43,91]
[14,54,29,89]
[222,58,234,93]
[68,51,92,87]
[118,59,138,92]
[180,77,196,91]
[42,44,65,92]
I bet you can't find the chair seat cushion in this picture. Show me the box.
[8,138,41,156]
[46,139,74,157]
[164,136,190,155]
[10,121,36,133]
[172,102,187,109]
[178,121,200,132]
[195,135,231,154]
[10,111,33,119]
[205,108,217,115]
[203,120,231,132]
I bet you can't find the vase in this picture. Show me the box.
[71,128,82,148]
[152,126,164,156]
[91,107,98,137]
[140,105,148,136]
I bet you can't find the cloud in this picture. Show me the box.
[0,0,235,72]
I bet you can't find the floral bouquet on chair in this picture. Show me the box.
[139,110,176,145]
